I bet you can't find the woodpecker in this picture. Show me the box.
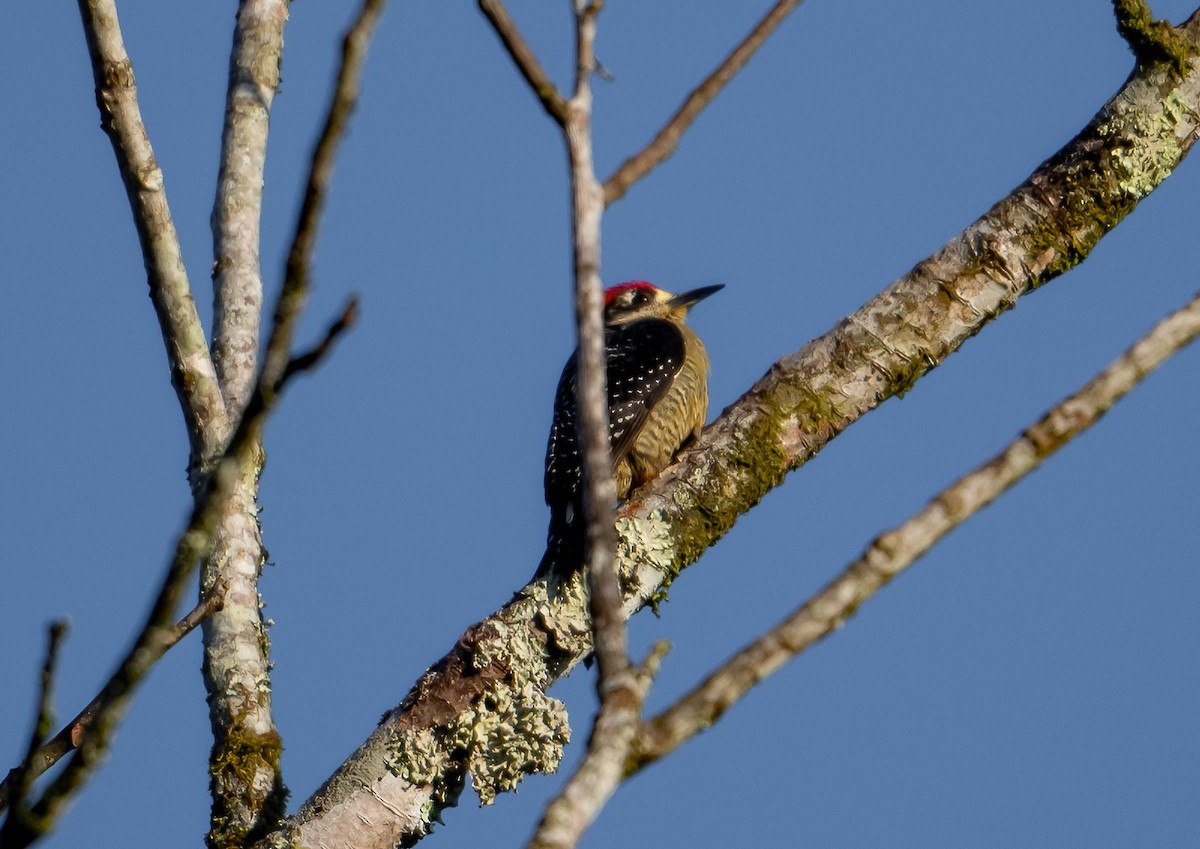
[536,281,723,579]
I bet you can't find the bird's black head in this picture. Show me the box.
[603,281,723,326]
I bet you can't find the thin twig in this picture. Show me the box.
[602,0,806,206]
[628,288,1200,771]
[478,0,568,124]
[269,0,387,394]
[75,0,227,476]
[0,590,224,815]
[526,5,649,848]
[283,296,361,380]
[0,622,68,848]
[10,293,355,842]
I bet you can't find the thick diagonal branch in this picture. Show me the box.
[611,22,1200,598]
[255,20,1200,849]
[629,286,1200,770]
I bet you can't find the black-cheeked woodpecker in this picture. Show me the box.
[537,281,723,578]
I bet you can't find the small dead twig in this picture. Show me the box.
[603,0,807,206]
[0,589,226,816]
[0,622,69,847]
[478,0,568,123]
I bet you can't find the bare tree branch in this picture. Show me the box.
[0,295,356,845]
[0,591,223,815]
[13,6,375,837]
[75,0,227,477]
[602,0,806,206]
[478,0,567,124]
[17,462,248,845]
[212,0,289,415]
[202,4,291,843]
[202,3,385,838]
[0,622,68,848]
[74,4,287,839]
[524,4,650,846]
[563,0,624,683]
[200,0,379,839]
[253,32,1200,847]
[628,287,1200,770]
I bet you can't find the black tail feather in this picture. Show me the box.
[534,507,584,579]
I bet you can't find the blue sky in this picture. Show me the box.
[2,2,1197,847]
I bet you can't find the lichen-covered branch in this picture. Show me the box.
[602,0,807,206]
[612,17,1200,605]
[202,4,292,846]
[75,0,227,477]
[254,21,1200,849]
[1113,0,1198,72]
[628,287,1200,771]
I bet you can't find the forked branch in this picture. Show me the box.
[0,298,357,847]
[0,591,223,814]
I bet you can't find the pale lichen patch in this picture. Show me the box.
[385,727,454,796]
[384,682,570,809]
[615,512,677,575]
[456,682,571,805]
[535,578,592,657]
[1102,86,1186,198]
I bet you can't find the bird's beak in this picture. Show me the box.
[667,284,724,311]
